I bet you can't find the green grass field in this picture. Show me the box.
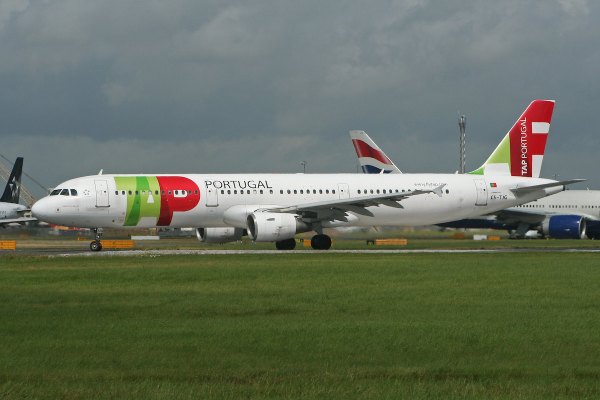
[1,253,600,399]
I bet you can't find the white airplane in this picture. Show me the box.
[351,113,600,239]
[437,190,600,239]
[0,157,37,226]
[32,99,582,251]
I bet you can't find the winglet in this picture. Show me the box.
[432,183,446,197]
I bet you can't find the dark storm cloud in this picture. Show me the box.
[1,0,599,192]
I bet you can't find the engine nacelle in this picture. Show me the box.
[541,215,586,239]
[196,227,245,243]
[586,221,600,239]
[247,212,309,242]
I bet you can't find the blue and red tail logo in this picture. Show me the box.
[352,139,395,174]
[349,130,401,174]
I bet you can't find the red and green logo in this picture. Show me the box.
[115,176,200,226]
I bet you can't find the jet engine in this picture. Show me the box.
[585,221,600,239]
[196,227,245,243]
[541,215,586,239]
[247,212,310,242]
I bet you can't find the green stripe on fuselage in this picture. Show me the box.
[115,176,162,226]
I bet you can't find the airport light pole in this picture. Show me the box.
[458,115,466,174]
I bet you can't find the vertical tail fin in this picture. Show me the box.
[1,157,23,204]
[349,130,402,174]
[469,100,554,177]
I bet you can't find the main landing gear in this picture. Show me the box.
[310,234,331,250]
[275,238,296,250]
[90,228,103,252]
[274,234,332,251]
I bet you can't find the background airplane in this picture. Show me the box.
[32,100,581,251]
[0,157,37,226]
[351,128,599,239]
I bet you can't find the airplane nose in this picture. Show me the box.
[31,198,50,220]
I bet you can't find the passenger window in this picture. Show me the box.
[122,191,126,195]
[260,190,263,194]
[300,190,304,194]
[313,190,316,194]
[319,189,323,194]
[221,190,225,194]
[332,190,336,194]
[294,190,297,194]
[358,190,361,194]
[115,191,118,195]
[128,190,132,195]
[287,190,291,194]
[326,190,329,194]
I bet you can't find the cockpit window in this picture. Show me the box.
[70,189,78,196]
[60,189,70,196]
[50,189,61,196]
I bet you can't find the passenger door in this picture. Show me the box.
[94,180,110,207]
[205,182,218,207]
[474,179,487,206]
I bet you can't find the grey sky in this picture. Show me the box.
[1,0,599,196]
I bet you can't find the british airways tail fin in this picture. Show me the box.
[469,100,554,178]
[1,157,23,204]
[349,130,401,174]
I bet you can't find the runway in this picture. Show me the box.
[50,248,600,257]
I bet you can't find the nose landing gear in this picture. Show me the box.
[90,228,103,252]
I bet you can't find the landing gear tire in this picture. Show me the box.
[311,234,332,250]
[90,228,103,252]
[275,238,296,250]
[90,240,103,252]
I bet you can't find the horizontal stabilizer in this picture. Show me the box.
[510,179,585,194]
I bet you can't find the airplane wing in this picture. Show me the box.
[0,217,37,226]
[492,209,547,224]
[260,184,446,221]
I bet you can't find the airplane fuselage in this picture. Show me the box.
[509,190,600,220]
[0,202,27,221]
[32,173,562,230]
